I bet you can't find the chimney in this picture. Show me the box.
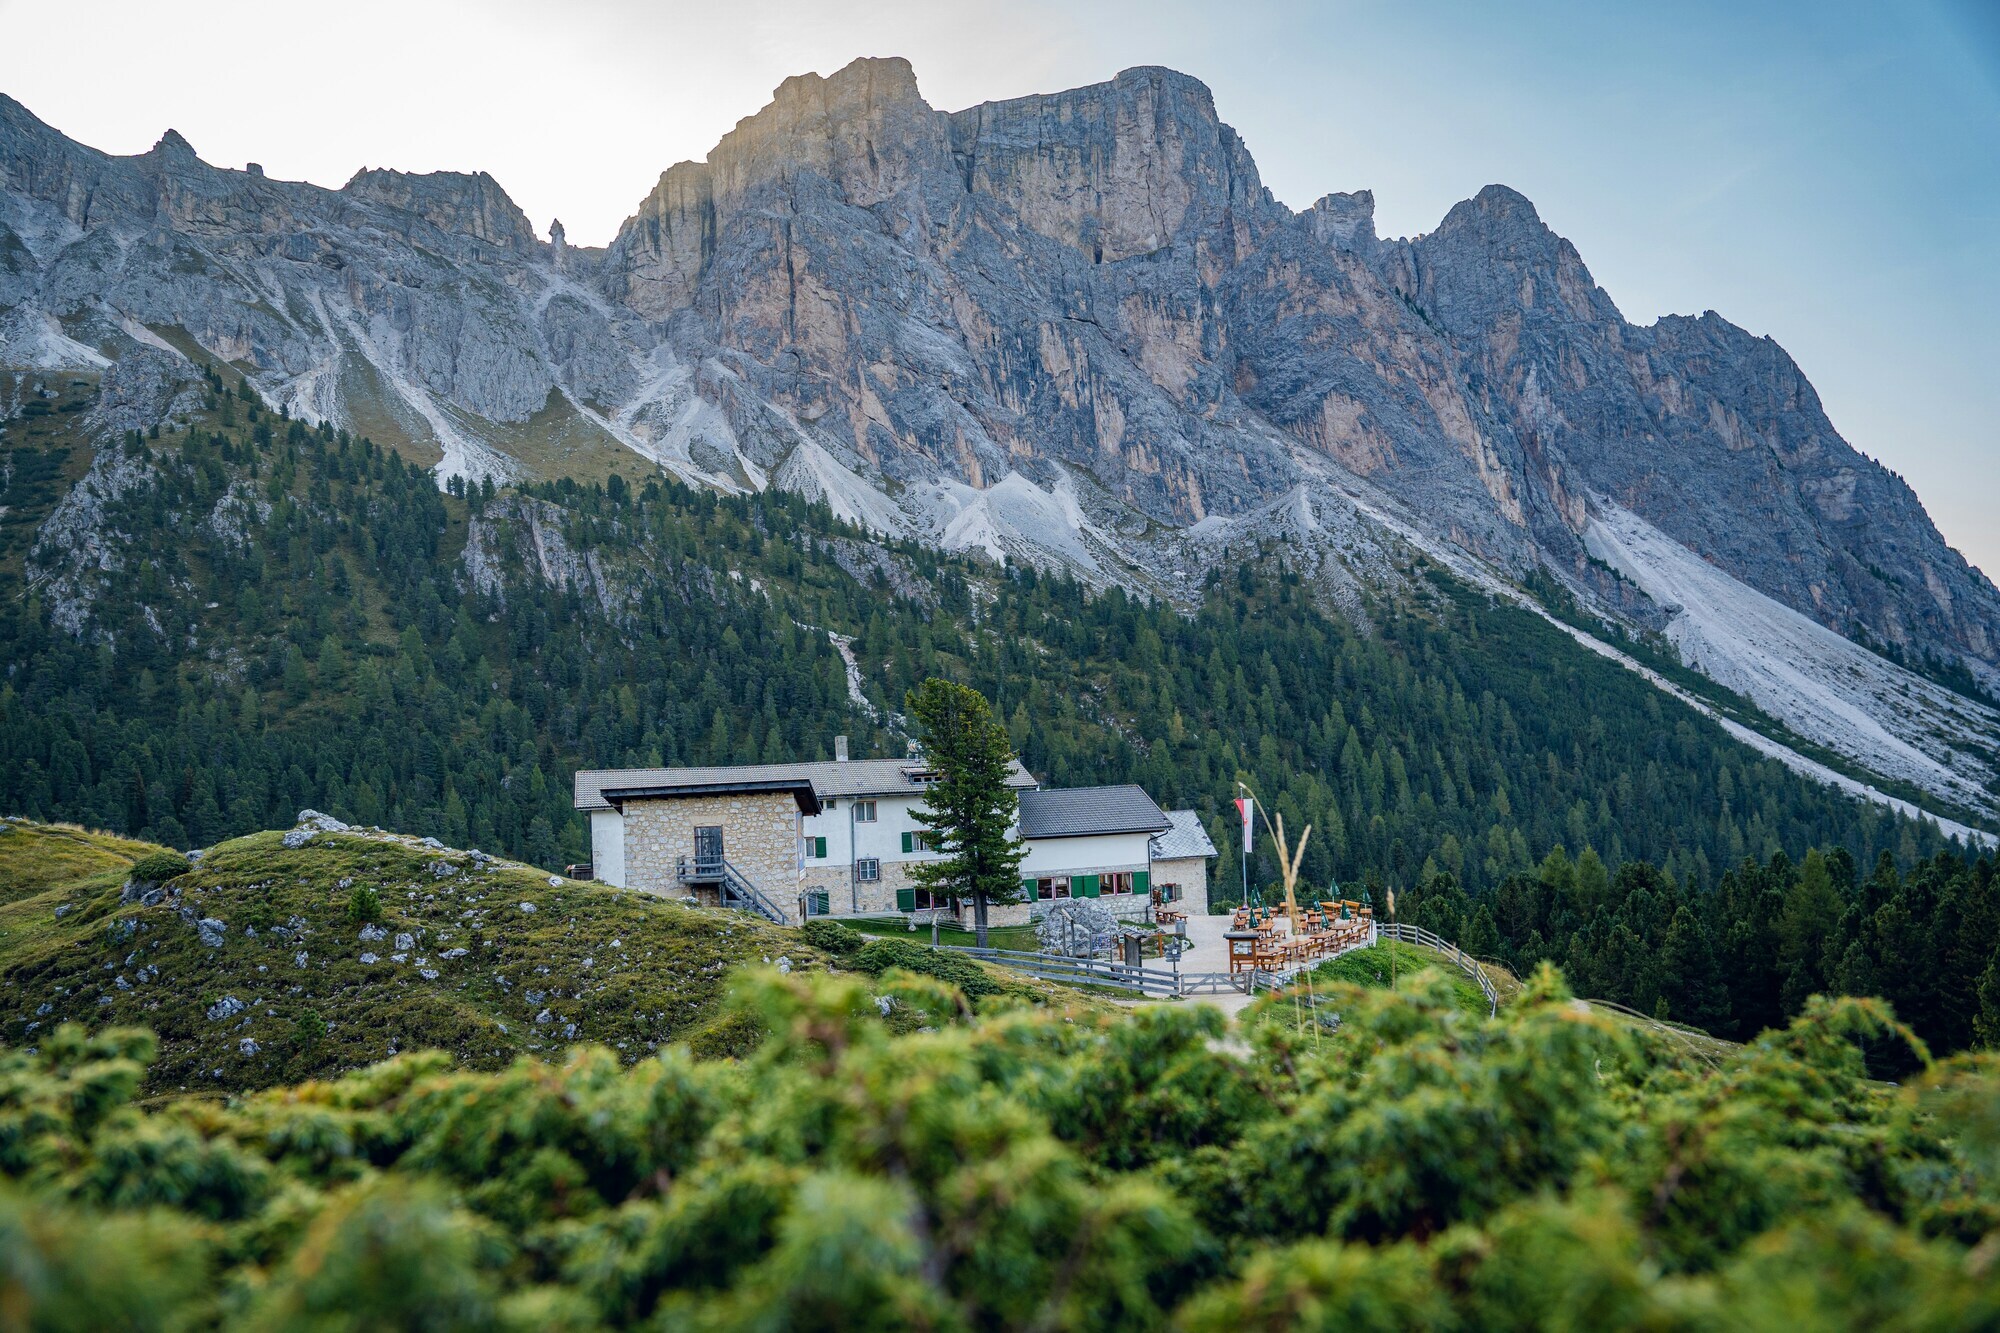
[834,735,849,762]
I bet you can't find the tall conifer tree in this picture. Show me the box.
[905,679,1027,948]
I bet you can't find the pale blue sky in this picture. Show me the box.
[5,0,1994,575]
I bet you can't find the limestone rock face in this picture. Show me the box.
[1355,184,2000,676]
[82,346,205,440]
[1305,190,1376,252]
[948,65,1269,263]
[342,168,540,250]
[3,61,1997,782]
[0,89,595,479]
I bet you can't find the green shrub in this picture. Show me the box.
[798,919,865,957]
[127,851,189,885]
[3,964,2000,1328]
[3,961,1997,1327]
[852,937,1000,998]
[345,883,381,925]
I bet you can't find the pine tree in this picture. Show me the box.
[1976,948,2000,1049]
[1661,905,1731,1031]
[1779,848,1844,1012]
[904,679,1028,948]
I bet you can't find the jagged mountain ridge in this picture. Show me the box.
[2,58,1996,823]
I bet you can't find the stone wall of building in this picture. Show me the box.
[985,900,1034,928]
[621,794,802,913]
[1150,855,1210,912]
[803,858,1050,928]
[1025,894,1150,922]
[802,859,948,917]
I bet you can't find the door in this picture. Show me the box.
[694,825,724,874]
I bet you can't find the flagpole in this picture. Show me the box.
[1234,785,1252,910]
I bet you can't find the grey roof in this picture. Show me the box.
[573,757,1037,812]
[596,775,822,815]
[1150,810,1219,861]
[1017,785,1170,839]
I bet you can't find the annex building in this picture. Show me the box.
[572,740,1216,926]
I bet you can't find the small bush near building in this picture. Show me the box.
[799,919,865,957]
[852,937,1001,998]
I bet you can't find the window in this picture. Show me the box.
[1037,877,1070,900]
[806,836,829,859]
[1158,882,1182,903]
[901,830,934,854]
[856,858,880,882]
[912,887,950,910]
[1103,872,1135,896]
[854,800,877,823]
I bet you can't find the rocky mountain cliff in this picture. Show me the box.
[3,58,1996,824]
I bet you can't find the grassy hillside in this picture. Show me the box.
[0,816,1118,1095]
[0,815,821,1091]
[1300,940,1497,1018]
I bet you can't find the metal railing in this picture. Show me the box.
[940,941,1371,999]
[943,945,1187,997]
[923,927,1496,1012]
[677,856,790,926]
[1371,922,1500,1015]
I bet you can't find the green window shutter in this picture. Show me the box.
[1079,874,1100,898]
[813,837,827,858]
[1022,877,1038,899]
[901,831,913,854]
[896,887,916,912]
[1134,870,1149,894]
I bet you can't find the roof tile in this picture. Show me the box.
[1150,809,1219,860]
[1017,785,1170,839]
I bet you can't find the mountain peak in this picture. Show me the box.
[1111,64,1218,108]
[1417,181,1604,320]
[755,55,930,130]
[150,128,197,159]
[1438,183,1549,239]
[1306,189,1377,250]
